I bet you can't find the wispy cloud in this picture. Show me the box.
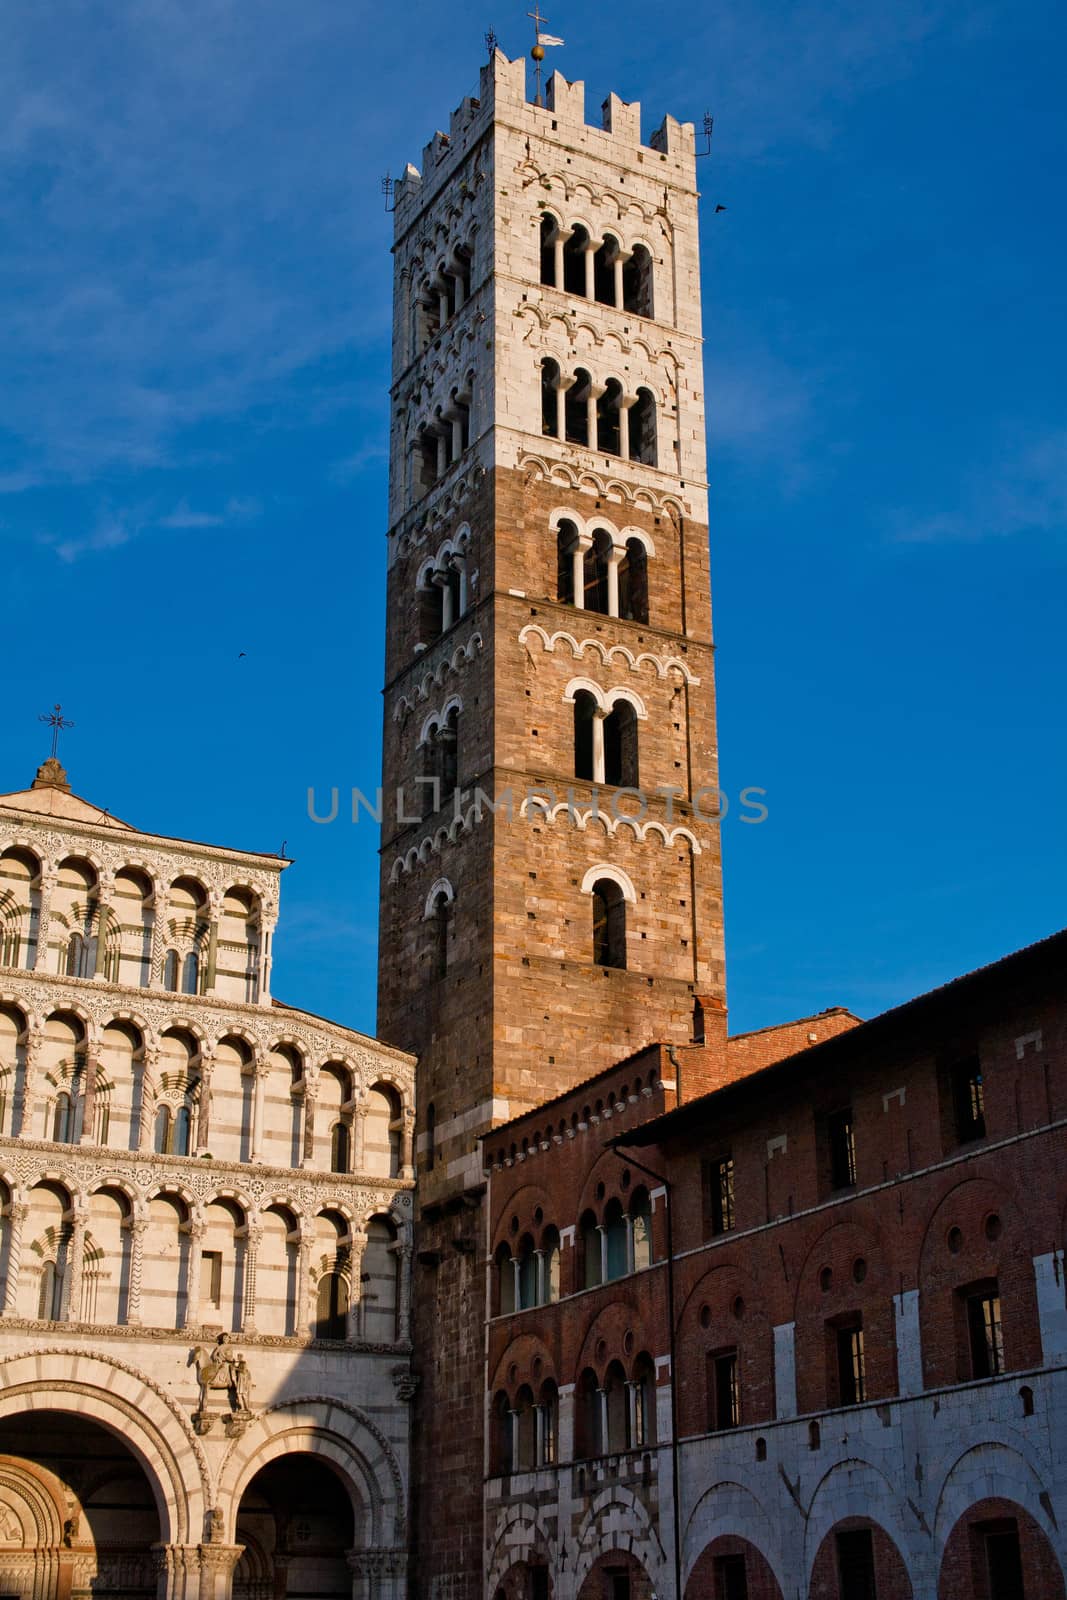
[888,428,1067,544]
[40,494,261,562]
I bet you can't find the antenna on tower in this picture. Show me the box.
[485,26,498,57]
[696,112,714,158]
[382,173,396,213]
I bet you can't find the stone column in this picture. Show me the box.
[241,1220,261,1333]
[592,711,607,786]
[126,1214,148,1326]
[182,1219,206,1330]
[617,393,636,462]
[435,282,449,328]
[613,248,632,311]
[454,553,468,617]
[450,264,465,313]
[16,1030,42,1140]
[195,1052,214,1154]
[626,1380,639,1447]
[2,1202,29,1315]
[552,226,573,289]
[139,1048,161,1152]
[583,239,601,301]
[258,914,275,1003]
[435,429,448,481]
[511,1256,522,1310]
[400,1108,415,1180]
[79,1047,102,1146]
[534,1249,545,1306]
[449,411,463,462]
[302,1081,319,1169]
[597,1388,609,1453]
[534,1402,544,1467]
[556,370,576,443]
[346,1230,368,1342]
[351,1103,368,1174]
[154,1542,202,1600]
[203,918,220,994]
[606,549,622,619]
[434,567,454,632]
[197,1543,243,1600]
[295,1227,313,1337]
[33,871,56,974]
[149,890,169,990]
[396,1242,413,1342]
[63,1201,87,1323]
[586,382,605,450]
[250,1060,269,1163]
[92,894,112,978]
[571,532,591,608]
[597,1224,609,1284]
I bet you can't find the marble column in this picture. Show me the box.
[2,1202,29,1315]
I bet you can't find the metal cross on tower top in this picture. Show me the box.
[39,703,74,759]
[527,4,564,106]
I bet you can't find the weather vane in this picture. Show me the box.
[39,703,74,760]
[527,5,564,107]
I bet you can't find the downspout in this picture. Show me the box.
[608,1138,683,1600]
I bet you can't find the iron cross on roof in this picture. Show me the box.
[39,703,74,759]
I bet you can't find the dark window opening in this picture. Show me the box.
[628,387,657,466]
[713,1554,749,1600]
[951,1057,986,1143]
[707,1156,735,1236]
[597,378,622,455]
[593,236,618,305]
[835,1528,876,1600]
[563,225,590,296]
[966,1285,1004,1378]
[617,537,649,623]
[541,357,559,436]
[556,522,578,603]
[707,1348,740,1430]
[982,1520,1025,1600]
[603,701,639,788]
[829,1106,857,1190]
[565,368,591,446]
[592,879,626,970]
[315,1271,349,1340]
[540,215,557,286]
[835,1320,866,1406]
[330,1121,349,1174]
[573,692,596,782]
[583,528,611,614]
[622,245,654,317]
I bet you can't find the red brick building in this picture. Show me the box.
[483,928,1067,1600]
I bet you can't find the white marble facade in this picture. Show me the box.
[0,759,416,1600]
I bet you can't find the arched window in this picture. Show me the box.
[154,1104,172,1154]
[330,1121,350,1174]
[495,1241,516,1316]
[541,356,560,437]
[439,705,459,797]
[38,1260,63,1321]
[65,933,86,978]
[593,235,619,306]
[515,1385,536,1471]
[539,1380,559,1465]
[517,1236,537,1310]
[573,691,597,782]
[618,537,649,624]
[580,1209,602,1289]
[315,1270,349,1340]
[181,951,199,996]
[565,367,592,447]
[430,890,451,980]
[603,701,639,788]
[52,1091,74,1144]
[604,1360,628,1452]
[592,879,627,970]
[604,1198,628,1280]
[633,1352,657,1445]
[623,245,654,317]
[173,1104,192,1156]
[631,1187,653,1271]
[556,520,580,604]
[542,1226,561,1304]
[576,1368,601,1459]
[562,224,590,296]
[163,949,179,991]
[597,378,623,455]
[492,1391,513,1475]
[540,214,557,286]
[582,529,611,614]
[628,387,657,466]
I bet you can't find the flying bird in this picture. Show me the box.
[715,204,727,214]
[237,651,247,659]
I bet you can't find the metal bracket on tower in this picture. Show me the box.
[696,112,714,158]
[382,173,396,213]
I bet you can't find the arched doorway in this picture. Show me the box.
[494,1556,553,1600]
[810,1517,913,1598]
[578,1551,654,1600]
[0,1411,161,1598]
[686,1534,784,1599]
[235,1455,355,1599]
[938,1498,1066,1600]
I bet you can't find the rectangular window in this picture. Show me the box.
[203,1251,223,1309]
[981,1521,1024,1600]
[531,1570,550,1600]
[707,1156,735,1236]
[714,1554,749,1600]
[835,1528,877,1600]
[836,1321,866,1406]
[828,1107,857,1190]
[607,1571,630,1600]
[967,1288,1004,1378]
[707,1349,740,1430]
[951,1057,986,1143]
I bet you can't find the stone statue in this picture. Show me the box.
[233,1353,252,1414]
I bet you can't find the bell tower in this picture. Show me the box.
[376,50,724,1597]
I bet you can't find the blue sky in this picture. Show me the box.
[2,0,1064,1039]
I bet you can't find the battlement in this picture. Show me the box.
[393,51,696,235]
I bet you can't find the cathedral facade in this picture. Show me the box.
[0,758,416,1599]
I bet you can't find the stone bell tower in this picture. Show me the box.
[376,50,725,1598]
